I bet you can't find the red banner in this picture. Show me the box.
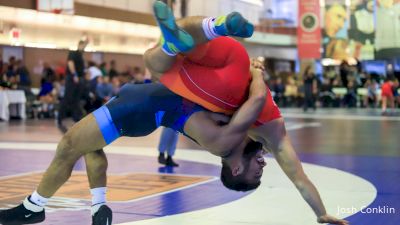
[298,0,321,59]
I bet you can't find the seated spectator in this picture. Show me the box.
[343,80,358,108]
[5,56,16,81]
[96,76,113,104]
[326,67,337,84]
[54,78,65,99]
[42,62,56,83]
[132,67,145,84]
[272,77,285,107]
[37,78,56,118]
[284,76,298,107]
[364,79,378,108]
[108,60,119,79]
[55,61,66,80]
[319,79,336,107]
[87,61,102,93]
[99,62,107,77]
[15,60,31,87]
[110,76,121,95]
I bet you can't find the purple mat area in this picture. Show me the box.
[0,149,249,225]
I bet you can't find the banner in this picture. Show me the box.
[298,0,321,59]
[375,0,400,59]
[323,1,350,60]
[349,0,375,60]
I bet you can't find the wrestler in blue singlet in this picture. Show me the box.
[93,83,205,144]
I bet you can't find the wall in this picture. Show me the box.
[76,0,154,14]
[75,0,263,25]
[0,7,158,54]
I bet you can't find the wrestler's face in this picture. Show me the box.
[220,139,265,191]
[240,143,266,185]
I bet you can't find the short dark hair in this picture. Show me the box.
[220,160,261,192]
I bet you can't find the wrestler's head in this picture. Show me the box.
[220,138,266,191]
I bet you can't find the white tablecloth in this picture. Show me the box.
[0,90,26,121]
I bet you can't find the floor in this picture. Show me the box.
[0,108,399,225]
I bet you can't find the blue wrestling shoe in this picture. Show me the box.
[214,12,254,38]
[153,1,194,55]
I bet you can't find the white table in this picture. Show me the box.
[0,90,26,121]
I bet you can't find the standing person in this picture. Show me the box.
[381,78,399,115]
[108,60,118,79]
[57,39,89,132]
[303,66,318,112]
[99,62,107,77]
[87,61,103,93]
[339,60,349,88]
[158,127,179,167]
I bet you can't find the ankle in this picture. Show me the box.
[91,202,106,216]
[23,197,44,213]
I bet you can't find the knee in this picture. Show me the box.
[55,133,81,162]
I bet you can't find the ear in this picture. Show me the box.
[231,164,243,177]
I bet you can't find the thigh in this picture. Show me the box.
[105,83,184,138]
[186,37,249,69]
[63,114,107,154]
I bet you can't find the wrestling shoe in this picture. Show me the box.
[165,156,179,167]
[0,202,45,225]
[153,1,194,54]
[214,12,254,38]
[158,152,166,165]
[92,205,112,225]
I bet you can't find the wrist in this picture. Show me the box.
[317,213,328,220]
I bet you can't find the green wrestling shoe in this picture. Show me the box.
[153,1,194,55]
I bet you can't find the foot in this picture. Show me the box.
[92,205,112,225]
[215,12,254,38]
[0,203,45,225]
[158,153,166,165]
[165,156,179,167]
[153,1,194,53]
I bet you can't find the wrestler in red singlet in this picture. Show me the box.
[381,81,394,98]
[160,37,281,126]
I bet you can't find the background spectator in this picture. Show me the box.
[57,39,89,132]
[109,60,118,79]
[303,66,318,111]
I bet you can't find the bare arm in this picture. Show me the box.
[273,135,327,217]
[206,68,267,153]
[266,121,348,225]
[68,60,76,75]
[224,67,266,133]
